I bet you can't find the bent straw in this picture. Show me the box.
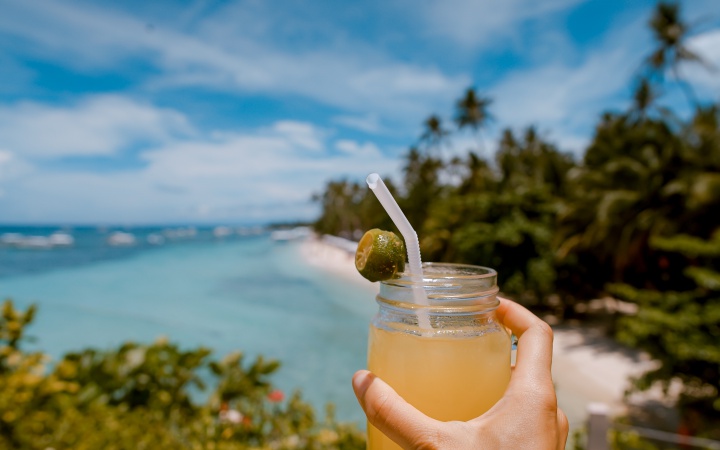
[366,173,431,330]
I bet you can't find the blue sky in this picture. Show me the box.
[0,0,718,225]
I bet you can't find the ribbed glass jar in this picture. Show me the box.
[367,263,511,450]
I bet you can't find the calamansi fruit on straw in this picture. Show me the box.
[355,229,406,282]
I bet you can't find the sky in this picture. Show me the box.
[0,0,718,225]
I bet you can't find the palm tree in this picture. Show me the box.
[455,88,492,151]
[554,106,720,288]
[401,147,443,230]
[458,152,495,195]
[312,179,362,238]
[630,78,657,121]
[645,2,705,105]
[496,128,520,182]
[420,115,449,155]
[495,127,574,196]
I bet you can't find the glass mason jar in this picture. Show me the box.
[367,263,511,450]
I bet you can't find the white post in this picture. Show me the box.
[587,403,610,450]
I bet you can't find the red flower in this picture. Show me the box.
[267,389,284,403]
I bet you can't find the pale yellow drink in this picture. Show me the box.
[366,263,510,450]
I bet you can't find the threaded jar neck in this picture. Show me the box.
[378,262,499,314]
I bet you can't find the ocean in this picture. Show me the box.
[0,225,375,425]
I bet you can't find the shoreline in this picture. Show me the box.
[298,234,379,296]
[298,234,655,431]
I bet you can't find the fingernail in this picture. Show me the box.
[352,370,373,401]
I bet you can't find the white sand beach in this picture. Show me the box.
[299,234,379,295]
[299,234,656,432]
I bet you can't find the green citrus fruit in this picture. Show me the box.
[355,229,406,282]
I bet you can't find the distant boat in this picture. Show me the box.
[270,227,311,242]
[48,232,74,247]
[17,236,53,249]
[213,226,233,238]
[237,226,264,236]
[0,233,24,246]
[162,227,196,240]
[146,233,165,245]
[107,232,136,246]
[1,232,74,249]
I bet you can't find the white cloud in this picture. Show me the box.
[335,140,382,158]
[0,149,34,181]
[0,98,399,223]
[333,114,383,134]
[0,0,468,124]
[492,51,626,128]
[0,96,192,158]
[271,121,325,152]
[686,30,720,92]
[488,16,647,153]
[0,149,15,186]
[140,127,394,189]
[485,15,719,152]
[0,150,12,166]
[414,0,584,47]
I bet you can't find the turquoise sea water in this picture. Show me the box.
[0,227,375,425]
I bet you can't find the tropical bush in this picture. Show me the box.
[0,300,365,449]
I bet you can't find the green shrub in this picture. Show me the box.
[0,300,365,449]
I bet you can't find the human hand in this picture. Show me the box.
[352,297,569,449]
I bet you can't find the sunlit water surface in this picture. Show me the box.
[0,226,375,425]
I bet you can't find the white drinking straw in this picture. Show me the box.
[366,173,432,330]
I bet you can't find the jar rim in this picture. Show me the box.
[380,262,497,286]
[378,262,499,310]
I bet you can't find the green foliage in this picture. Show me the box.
[400,148,445,230]
[0,300,365,449]
[312,178,398,240]
[0,300,36,356]
[651,231,720,257]
[454,88,492,134]
[55,339,212,414]
[609,229,720,428]
[557,114,681,286]
[571,426,663,450]
[315,121,574,309]
[609,430,662,450]
[420,158,564,306]
[556,104,720,300]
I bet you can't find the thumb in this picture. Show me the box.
[352,370,443,449]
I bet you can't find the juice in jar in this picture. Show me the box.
[366,263,510,450]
